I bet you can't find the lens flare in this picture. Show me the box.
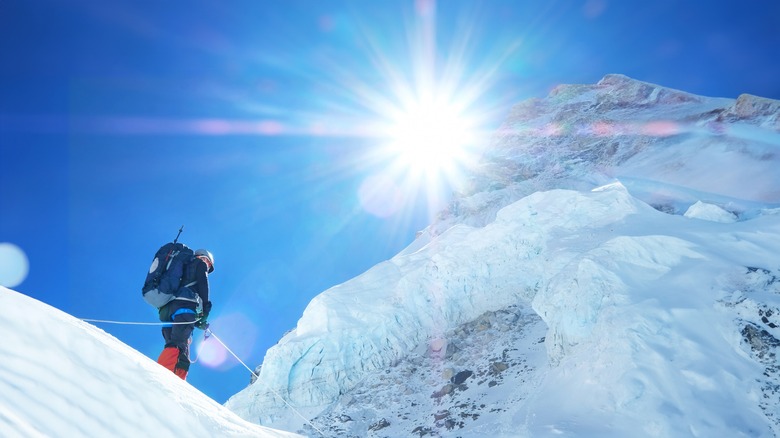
[195,313,258,370]
[0,243,29,289]
[358,174,404,218]
[339,1,516,221]
[383,99,479,180]
[195,338,228,367]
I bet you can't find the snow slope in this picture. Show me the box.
[226,75,780,437]
[0,286,300,438]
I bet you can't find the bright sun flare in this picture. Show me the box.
[322,0,514,219]
[386,100,477,179]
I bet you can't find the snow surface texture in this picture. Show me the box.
[227,75,780,437]
[0,287,300,438]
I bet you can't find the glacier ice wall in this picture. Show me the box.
[228,184,647,415]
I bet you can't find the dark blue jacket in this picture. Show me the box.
[167,257,210,314]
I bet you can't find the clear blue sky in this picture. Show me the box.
[1,0,779,404]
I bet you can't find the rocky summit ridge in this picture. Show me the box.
[433,74,780,235]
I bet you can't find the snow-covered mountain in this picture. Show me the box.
[0,286,300,438]
[226,75,780,437]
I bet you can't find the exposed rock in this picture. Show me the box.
[445,342,460,359]
[411,425,433,437]
[719,94,780,128]
[490,362,509,374]
[368,418,390,432]
[451,370,473,385]
[742,323,780,361]
[433,410,450,421]
[444,418,462,430]
[431,384,456,399]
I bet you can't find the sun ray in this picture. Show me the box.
[75,2,519,227]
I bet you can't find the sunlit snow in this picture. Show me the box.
[0,287,300,438]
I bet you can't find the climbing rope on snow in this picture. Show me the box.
[205,328,326,437]
[80,318,201,325]
[79,317,325,435]
[81,317,210,361]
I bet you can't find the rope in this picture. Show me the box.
[80,317,325,435]
[80,318,200,326]
[188,330,208,364]
[205,329,326,437]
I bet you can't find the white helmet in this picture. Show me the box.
[194,249,215,272]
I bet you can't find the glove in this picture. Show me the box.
[195,318,209,330]
[196,301,212,330]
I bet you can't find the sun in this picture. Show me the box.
[385,98,478,180]
[357,94,484,219]
[298,1,516,219]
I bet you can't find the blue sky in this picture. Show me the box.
[1,0,779,404]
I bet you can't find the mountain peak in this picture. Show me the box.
[226,76,780,437]
[720,93,780,128]
[546,74,702,108]
[435,74,780,236]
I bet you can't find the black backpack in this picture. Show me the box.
[142,242,195,308]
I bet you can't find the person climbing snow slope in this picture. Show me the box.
[156,248,214,380]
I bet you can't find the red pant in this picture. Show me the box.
[157,347,188,379]
[157,309,196,379]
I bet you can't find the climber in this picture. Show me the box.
[156,249,214,380]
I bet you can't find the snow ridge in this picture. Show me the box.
[0,287,300,438]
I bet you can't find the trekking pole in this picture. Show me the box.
[161,225,185,267]
[172,225,184,244]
